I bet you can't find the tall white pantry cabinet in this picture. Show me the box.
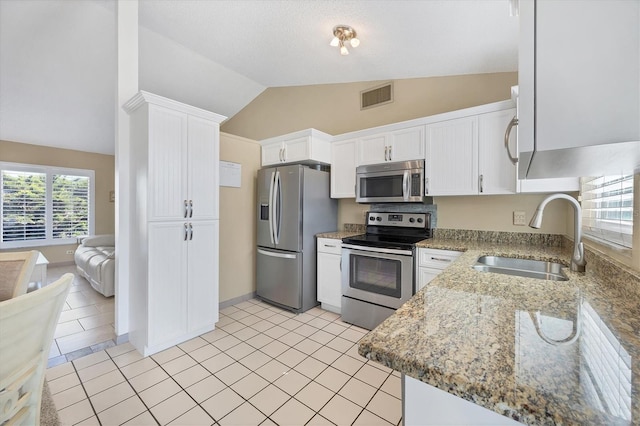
[124,91,227,356]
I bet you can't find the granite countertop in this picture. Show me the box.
[359,237,640,425]
[316,230,363,239]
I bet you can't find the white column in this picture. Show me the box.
[115,0,138,338]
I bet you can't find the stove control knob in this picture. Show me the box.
[417,218,424,223]
[409,218,415,223]
[376,216,382,222]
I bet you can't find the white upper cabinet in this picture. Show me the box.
[518,0,640,178]
[331,138,358,198]
[261,129,332,166]
[478,109,517,195]
[147,106,220,221]
[425,117,478,196]
[357,126,425,166]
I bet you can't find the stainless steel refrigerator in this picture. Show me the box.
[256,164,337,312]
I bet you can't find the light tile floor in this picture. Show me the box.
[48,265,117,366]
[46,298,403,425]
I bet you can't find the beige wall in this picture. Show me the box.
[339,195,570,235]
[222,72,572,238]
[0,140,115,264]
[222,73,518,140]
[219,133,261,303]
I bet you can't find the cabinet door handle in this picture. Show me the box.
[184,223,188,241]
[279,148,282,162]
[189,200,193,218]
[384,146,388,161]
[282,147,287,162]
[504,116,519,165]
[479,174,484,193]
[189,223,193,240]
[388,146,392,161]
[184,200,188,218]
[425,178,429,194]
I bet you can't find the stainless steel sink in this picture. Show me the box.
[472,256,569,281]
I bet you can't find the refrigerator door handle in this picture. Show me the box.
[268,171,276,245]
[257,248,297,259]
[274,170,281,245]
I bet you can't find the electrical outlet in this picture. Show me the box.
[66,250,74,255]
[513,211,527,226]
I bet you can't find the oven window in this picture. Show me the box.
[349,254,402,298]
[360,175,404,198]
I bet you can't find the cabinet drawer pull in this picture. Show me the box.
[430,257,451,262]
[323,244,336,248]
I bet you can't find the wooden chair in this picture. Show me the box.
[0,273,73,425]
[0,251,39,302]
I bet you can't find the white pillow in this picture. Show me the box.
[81,235,115,247]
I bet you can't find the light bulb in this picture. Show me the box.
[329,37,339,47]
[340,44,349,55]
[350,37,360,48]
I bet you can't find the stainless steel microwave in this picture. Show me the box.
[355,160,425,203]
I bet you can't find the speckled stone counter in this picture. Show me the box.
[316,223,365,240]
[359,236,640,425]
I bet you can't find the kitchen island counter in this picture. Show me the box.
[359,236,640,425]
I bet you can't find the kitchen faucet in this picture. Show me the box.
[529,193,586,272]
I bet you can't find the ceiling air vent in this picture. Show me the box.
[361,82,393,110]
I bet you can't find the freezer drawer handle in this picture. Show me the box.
[258,249,297,259]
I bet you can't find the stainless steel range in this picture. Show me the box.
[341,211,432,330]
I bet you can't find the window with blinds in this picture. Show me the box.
[1,170,46,242]
[1,163,94,248]
[580,175,634,248]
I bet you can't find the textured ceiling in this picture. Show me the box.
[0,0,518,155]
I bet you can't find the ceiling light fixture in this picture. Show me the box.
[330,25,359,56]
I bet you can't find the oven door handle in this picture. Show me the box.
[342,244,413,256]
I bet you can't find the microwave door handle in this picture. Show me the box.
[268,171,276,245]
[403,170,410,201]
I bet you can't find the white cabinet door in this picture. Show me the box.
[148,106,188,221]
[262,141,284,166]
[283,137,310,163]
[518,0,640,177]
[478,109,516,195]
[389,126,425,163]
[317,238,342,312]
[425,117,478,196]
[188,116,219,221]
[147,222,188,348]
[187,221,219,332]
[331,139,357,198]
[417,268,441,292]
[357,134,388,165]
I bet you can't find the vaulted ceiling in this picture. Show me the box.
[0,0,518,155]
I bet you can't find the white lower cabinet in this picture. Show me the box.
[404,375,522,425]
[417,248,462,291]
[143,221,219,355]
[316,238,342,313]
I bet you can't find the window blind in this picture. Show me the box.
[1,170,47,242]
[52,174,90,239]
[581,175,634,248]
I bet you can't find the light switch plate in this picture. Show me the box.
[513,211,527,226]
